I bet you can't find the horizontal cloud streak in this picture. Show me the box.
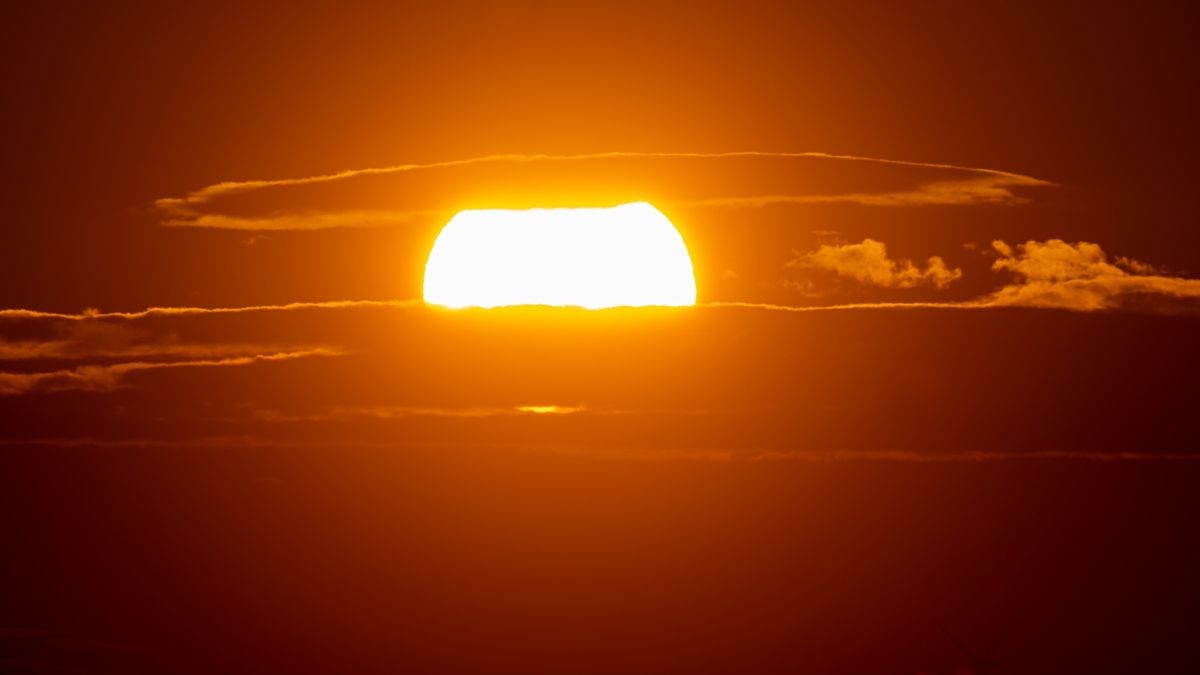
[2,299,990,324]
[706,300,984,312]
[0,340,320,362]
[157,151,1051,230]
[162,209,447,231]
[253,404,712,423]
[158,150,1049,209]
[255,404,590,422]
[0,349,340,395]
[679,175,1046,210]
[0,299,419,322]
[0,320,327,362]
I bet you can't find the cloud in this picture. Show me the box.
[680,174,1047,210]
[0,349,339,396]
[251,404,710,423]
[2,298,983,329]
[162,209,445,231]
[789,238,963,289]
[254,404,588,421]
[986,239,1200,311]
[156,151,1051,230]
[1,237,1190,344]
[0,299,419,322]
[0,320,327,362]
[707,300,980,312]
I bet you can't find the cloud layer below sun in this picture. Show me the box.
[3,233,1197,398]
[1,295,1194,462]
[1,148,1196,455]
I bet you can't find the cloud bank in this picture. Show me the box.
[986,239,1200,311]
[0,236,1194,398]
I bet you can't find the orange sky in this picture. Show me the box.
[1,3,1198,674]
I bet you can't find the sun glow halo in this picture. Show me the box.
[423,202,697,309]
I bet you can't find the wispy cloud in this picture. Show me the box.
[788,238,963,289]
[0,339,312,361]
[0,299,418,322]
[0,320,323,362]
[986,239,1200,311]
[705,300,983,312]
[2,298,983,326]
[156,151,1051,230]
[515,405,585,415]
[164,209,447,231]
[679,174,1047,210]
[0,349,340,396]
[254,404,589,422]
[251,404,714,423]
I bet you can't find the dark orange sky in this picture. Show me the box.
[2,3,1198,674]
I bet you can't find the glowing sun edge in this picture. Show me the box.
[423,202,697,309]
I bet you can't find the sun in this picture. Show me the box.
[423,202,697,309]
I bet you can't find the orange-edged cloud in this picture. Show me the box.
[254,404,588,421]
[0,339,318,362]
[706,300,982,312]
[789,238,963,289]
[0,319,329,362]
[679,174,1047,210]
[156,151,1051,230]
[3,299,987,326]
[251,404,713,423]
[0,299,418,322]
[0,349,340,396]
[168,209,447,232]
[986,239,1200,312]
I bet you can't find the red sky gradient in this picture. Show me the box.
[2,3,1198,674]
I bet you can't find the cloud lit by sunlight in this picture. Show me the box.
[789,238,962,289]
[516,405,584,414]
[154,151,1052,231]
[987,239,1200,311]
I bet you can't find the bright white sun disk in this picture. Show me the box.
[423,202,696,309]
